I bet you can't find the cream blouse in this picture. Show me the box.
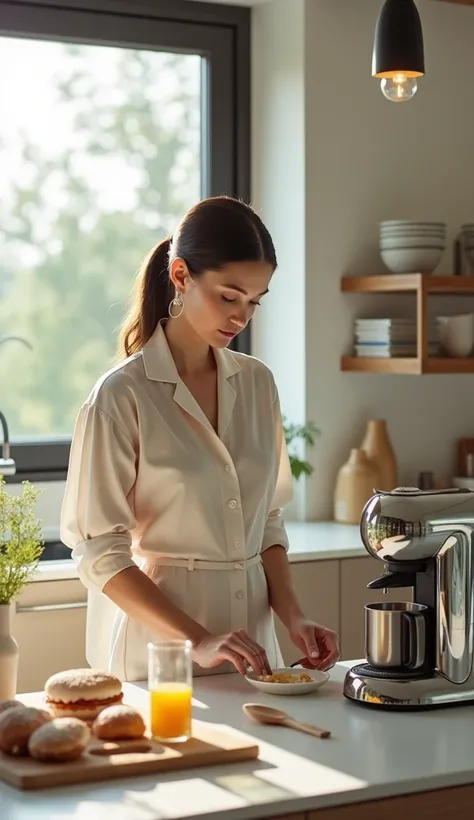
[60,321,293,680]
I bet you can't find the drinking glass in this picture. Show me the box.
[147,639,193,742]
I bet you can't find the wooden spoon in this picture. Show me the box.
[242,703,331,739]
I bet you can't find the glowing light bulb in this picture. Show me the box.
[380,74,418,103]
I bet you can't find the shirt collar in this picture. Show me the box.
[141,319,241,383]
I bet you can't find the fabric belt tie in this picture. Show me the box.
[144,554,261,572]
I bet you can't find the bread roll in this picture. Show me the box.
[29,717,90,762]
[0,699,20,716]
[92,705,146,740]
[0,706,51,756]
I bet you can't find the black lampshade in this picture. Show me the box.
[372,0,425,79]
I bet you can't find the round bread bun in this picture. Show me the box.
[45,669,123,721]
[0,706,51,756]
[29,717,90,762]
[92,705,146,740]
[0,699,21,716]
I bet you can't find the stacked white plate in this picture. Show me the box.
[354,318,439,358]
[461,224,474,269]
[380,220,446,274]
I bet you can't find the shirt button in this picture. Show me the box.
[234,563,244,570]
[228,499,238,509]
[224,465,231,472]
[236,590,245,599]
[235,541,241,549]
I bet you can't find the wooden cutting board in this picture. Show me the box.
[0,699,259,791]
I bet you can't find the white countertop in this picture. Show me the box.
[285,521,364,561]
[35,521,365,582]
[3,662,474,819]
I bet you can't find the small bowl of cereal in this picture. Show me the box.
[244,667,329,696]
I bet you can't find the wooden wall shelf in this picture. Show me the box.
[341,274,474,295]
[433,1,474,6]
[341,356,474,375]
[341,274,474,375]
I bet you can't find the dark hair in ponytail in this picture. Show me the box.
[119,196,277,358]
[119,238,172,359]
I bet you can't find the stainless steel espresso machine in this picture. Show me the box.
[344,486,474,709]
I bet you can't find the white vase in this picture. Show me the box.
[0,604,19,700]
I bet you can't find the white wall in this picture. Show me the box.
[251,0,308,518]
[252,0,474,520]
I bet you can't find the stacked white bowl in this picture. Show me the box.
[380,221,446,274]
[460,224,474,270]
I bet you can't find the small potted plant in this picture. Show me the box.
[282,417,319,481]
[0,477,44,699]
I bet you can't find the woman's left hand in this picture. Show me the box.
[288,616,340,671]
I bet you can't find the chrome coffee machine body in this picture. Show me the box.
[344,487,474,708]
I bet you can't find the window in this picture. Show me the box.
[0,0,250,480]
[1,38,202,440]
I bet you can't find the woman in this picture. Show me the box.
[61,196,339,681]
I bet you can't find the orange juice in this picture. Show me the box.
[150,682,192,741]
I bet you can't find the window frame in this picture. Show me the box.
[1,0,251,482]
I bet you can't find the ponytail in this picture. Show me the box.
[118,237,172,359]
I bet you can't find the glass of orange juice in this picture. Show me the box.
[147,639,193,742]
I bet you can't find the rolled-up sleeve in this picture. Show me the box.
[60,403,138,591]
[261,397,293,553]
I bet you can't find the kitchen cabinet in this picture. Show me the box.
[10,552,413,686]
[13,579,87,692]
[307,784,474,818]
[12,562,341,688]
[339,557,413,660]
[272,816,305,820]
[274,561,340,665]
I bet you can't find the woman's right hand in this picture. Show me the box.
[193,629,272,676]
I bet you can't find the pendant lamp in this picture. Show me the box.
[372,0,425,103]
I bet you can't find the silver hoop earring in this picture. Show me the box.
[168,291,184,319]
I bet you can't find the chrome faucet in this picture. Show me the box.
[0,336,32,478]
[0,411,16,477]
[0,335,33,351]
